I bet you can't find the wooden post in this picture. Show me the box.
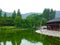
[47,25,48,30]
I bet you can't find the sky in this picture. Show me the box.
[0,0,60,14]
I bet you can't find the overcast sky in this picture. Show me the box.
[0,0,60,14]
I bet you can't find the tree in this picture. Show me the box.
[50,9,56,19]
[12,10,16,19]
[17,9,22,18]
[43,8,56,20]
[43,8,50,20]
[0,9,2,17]
[26,13,44,29]
[14,9,22,27]
[4,12,7,18]
[14,16,22,27]
[41,18,47,26]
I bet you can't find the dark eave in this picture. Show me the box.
[47,18,60,24]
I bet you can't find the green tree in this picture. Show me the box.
[14,9,22,27]
[14,16,22,27]
[50,9,56,19]
[43,8,50,20]
[43,8,56,20]
[12,10,16,19]
[0,9,2,17]
[41,18,47,26]
[17,9,22,18]
[4,12,7,18]
[26,13,43,29]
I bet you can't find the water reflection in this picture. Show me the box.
[0,30,43,45]
[0,30,60,45]
[0,39,43,45]
[0,41,12,45]
[21,39,43,45]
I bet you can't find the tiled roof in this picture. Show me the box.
[47,18,60,23]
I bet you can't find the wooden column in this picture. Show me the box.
[49,25,51,30]
[47,25,48,30]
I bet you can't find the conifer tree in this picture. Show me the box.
[0,9,2,17]
[12,10,16,19]
[17,9,22,18]
[4,12,7,18]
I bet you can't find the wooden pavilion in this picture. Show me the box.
[46,18,60,31]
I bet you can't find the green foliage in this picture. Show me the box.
[0,8,58,45]
[50,9,56,19]
[43,8,56,20]
[0,9,2,17]
[13,9,23,27]
[26,13,47,29]
[4,12,7,18]
[0,17,14,26]
[17,9,22,17]
[14,16,22,27]
[0,28,59,45]
[0,8,55,28]
[26,14,37,29]
[12,10,16,19]
[41,18,48,26]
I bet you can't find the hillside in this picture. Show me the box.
[1,11,60,18]
[2,12,40,18]
[22,12,40,18]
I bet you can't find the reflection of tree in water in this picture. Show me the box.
[0,30,22,45]
[0,30,60,45]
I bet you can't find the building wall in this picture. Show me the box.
[47,23,60,31]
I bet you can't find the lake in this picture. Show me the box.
[0,29,60,45]
[0,39,43,45]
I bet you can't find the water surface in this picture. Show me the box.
[0,30,60,45]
